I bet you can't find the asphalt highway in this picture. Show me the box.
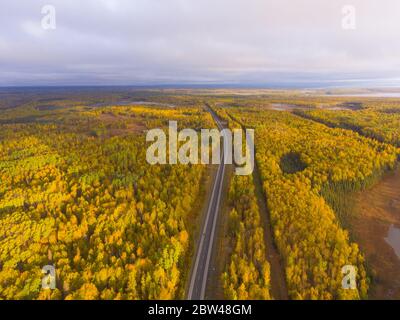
[187,106,227,300]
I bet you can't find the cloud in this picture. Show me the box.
[1,0,400,86]
[20,20,46,38]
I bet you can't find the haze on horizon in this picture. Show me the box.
[1,0,400,87]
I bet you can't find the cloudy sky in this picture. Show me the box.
[1,0,400,87]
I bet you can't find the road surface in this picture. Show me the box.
[187,106,226,300]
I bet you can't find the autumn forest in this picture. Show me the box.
[1,88,400,300]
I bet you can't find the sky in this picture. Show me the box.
[1,0,400,87]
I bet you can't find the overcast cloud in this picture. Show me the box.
[1,0,400,86]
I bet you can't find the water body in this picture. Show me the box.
[327,93,400,98]
[270,103,299,111]
[129,101,175,107]
[91,101,175,108]
[385,225,400,259]
[352,168,400,299]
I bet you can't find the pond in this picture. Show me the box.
[385,225,400,259]
[351,168,400,299]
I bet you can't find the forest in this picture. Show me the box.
[0,101,213,299]
[222,174,272,300]
[1,90,400,300]
[215,103,399,299]
[295,103,400,147]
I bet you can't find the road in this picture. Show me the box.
[187,106,227,300]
